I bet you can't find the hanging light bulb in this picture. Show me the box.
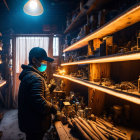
[23,0,44,16]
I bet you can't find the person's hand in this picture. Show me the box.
[50,79,55,85]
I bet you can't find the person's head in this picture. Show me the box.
[29,47,54,72]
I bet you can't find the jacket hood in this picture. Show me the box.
[19,64,42,81]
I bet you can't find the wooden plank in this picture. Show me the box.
[55,121,71,140]
[63,124,79,140]
[53,74,140,105]
[64,9,86,34]
[61,52,140,66]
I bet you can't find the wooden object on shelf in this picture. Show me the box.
[63,3,140,52]
[91,121,127,139]
[74,118,99,140]
[78,117,100,139]
[87,120,108,140]
[55,121,74,140]
[71,119,91,140]
[105,36,113,55]
[93,38,101,51]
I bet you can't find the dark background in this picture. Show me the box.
[0,0,81,34]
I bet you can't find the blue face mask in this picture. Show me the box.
[37,63,47,72]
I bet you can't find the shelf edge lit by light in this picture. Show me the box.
[63,4,140,53]
[0,81,6,87]
[61,52,140,66]
[53,74,140,105]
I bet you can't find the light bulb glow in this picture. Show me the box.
[23,0,44,16]
[29,1,38,10]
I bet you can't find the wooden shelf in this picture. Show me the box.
[63,3,140,52]
[0,80,6,87]
[64,0,112,34]
[64,9,87,34]
[64,0,96,34]
[61,52,140,66]
[53,74,140,105]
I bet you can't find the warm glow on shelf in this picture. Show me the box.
[63,4,140,52]
[53,74,140,105]
[0,81,6,87]
[61,52,140,66]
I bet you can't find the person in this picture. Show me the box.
[18,47,58,140]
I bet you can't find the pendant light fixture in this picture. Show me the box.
[23,0,44,16]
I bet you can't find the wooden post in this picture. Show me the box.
[89,63,110,115]
[88,38,110,115]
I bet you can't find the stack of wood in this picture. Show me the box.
[68,116,128,140]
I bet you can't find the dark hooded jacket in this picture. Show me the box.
[18,64,56,133]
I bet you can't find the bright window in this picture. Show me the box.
[53,37,59,56]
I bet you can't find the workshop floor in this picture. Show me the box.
[0,110,49,140]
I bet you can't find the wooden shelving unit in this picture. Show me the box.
[61,51,140,66]
[63,3,140,52]
[64,8,87,34]
[64,0,96,34]
[64,0,112,34]
[53,74,140,105]
[56,1,140,127]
